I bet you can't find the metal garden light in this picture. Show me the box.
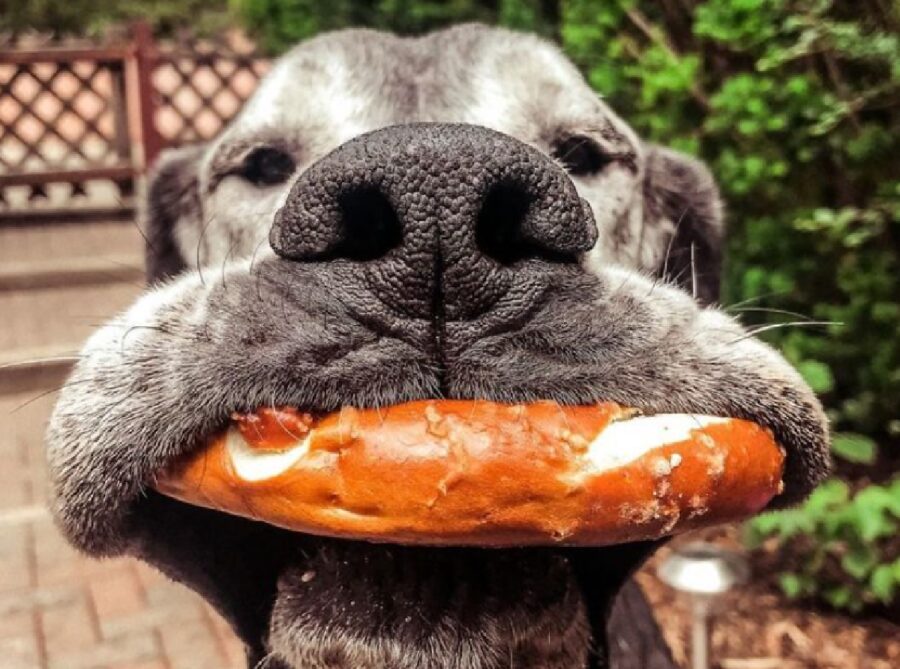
[658,542,750,669]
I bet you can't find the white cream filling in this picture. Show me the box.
[585,414,727,473]
[226,427,310,482]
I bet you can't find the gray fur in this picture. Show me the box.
[144,144,203,283]
[643,145,724,304]
[46,23,829,669]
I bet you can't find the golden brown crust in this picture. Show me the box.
[155,400,784,547]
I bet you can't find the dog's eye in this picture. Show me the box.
[552,136,612,176]
[240,147,296,187]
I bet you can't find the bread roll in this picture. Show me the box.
[155,400,784,546]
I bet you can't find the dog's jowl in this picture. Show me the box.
[46,25,830,669]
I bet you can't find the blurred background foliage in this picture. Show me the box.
[0,0,233,38]
[4,0,898,614]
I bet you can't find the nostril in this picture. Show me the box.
[476,182,577,265]
[330,186,402,261]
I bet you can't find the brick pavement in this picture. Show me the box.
[1,391,247,669]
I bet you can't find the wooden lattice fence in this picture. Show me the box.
[0,23,269,219]
[154,39,269,146]
[0,46,134,205]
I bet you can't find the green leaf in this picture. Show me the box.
[778,572,806,599]
[831,433,879,464]
[805,479,850,513]
[855,509,897,544]
[841,546,877,580]
[870,565,897,604]
[854,485,897,514]
[823,584,855,610]
[744,508,810,546]
[797,360,835,394]
[888,480,900,517]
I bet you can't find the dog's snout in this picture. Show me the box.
[271,123,596,320]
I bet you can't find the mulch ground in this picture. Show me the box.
[637,526,899,669]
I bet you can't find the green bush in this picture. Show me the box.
[230,0,377,53]
[745,478,900,612]
[230,0,557,54]
[0,0,232,39]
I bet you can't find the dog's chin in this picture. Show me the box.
[267,540,592,669]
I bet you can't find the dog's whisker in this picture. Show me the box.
[118,324,173,354]
[114,194,158,255]
[635,201,648,271]
[280,291,291,329]
[193,445,212,495]
[248,236,270,278]
[271,398,306,441]
[0,353,82,371]
[553,401,573,433]
[725,306,815,321]
[221,238,238,292]
[253,652,277,669]
[728,320,842,344]
[608,270,636,305]
[253,253,271,304]
[690,241,698,300]
[660,206,689,283]
[667,260,693,291]
[723,290,793,311]
[195,209,217,287]
[11,376,97,413]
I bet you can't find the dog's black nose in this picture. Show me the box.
[271,123,596,320]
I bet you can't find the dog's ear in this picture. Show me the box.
[643,146,724,305]
[144,144,206,284]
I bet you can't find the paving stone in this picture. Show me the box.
[0,631,42,669]
[0,585,79,616]
[0,610,34,638]
[133,562,169,591]
[159,617,236,669]
[0,479,31,509]
[46,630,160,669]
[144,578,204,609]
[41,592,99,660]
[98,598,205,640]
[33,516,88,588]
[89,566,147,625]
[107,661,169,669]
[206,606,248,666]
[0,525,31,593]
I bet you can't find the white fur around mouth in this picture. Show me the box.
[585,414,727,472]
[226,427,310,481]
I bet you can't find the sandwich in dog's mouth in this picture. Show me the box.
[154,399,785,548]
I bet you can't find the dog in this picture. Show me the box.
[46,24,830,669]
